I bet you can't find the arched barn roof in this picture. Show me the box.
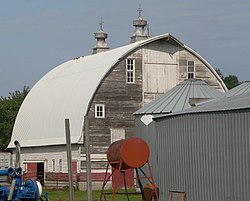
[8,33,226,148]
[134,79,223,115]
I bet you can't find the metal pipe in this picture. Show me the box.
[84,115,92,201]
[14,140,21,168]
[7,179,17,200]
[65,119,74,201]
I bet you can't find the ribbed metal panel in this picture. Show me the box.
[134,79,223,115]
[223,81,250,97]
[155,110,250,201]
[157,92,250,119]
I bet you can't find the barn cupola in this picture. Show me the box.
[93,18,110,54]
[130,5,149,43]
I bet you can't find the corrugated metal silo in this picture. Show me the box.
[154,90,250,201]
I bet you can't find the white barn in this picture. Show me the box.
[8,13,226,189]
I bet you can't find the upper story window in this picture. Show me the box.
[126,58,135,83]
[187,60,195,79]
[95,104,105,118]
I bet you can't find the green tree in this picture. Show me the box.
[223,75,240,90]
[0,86,29,151]
[215,68,240,90]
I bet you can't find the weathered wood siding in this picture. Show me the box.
[179,48,223,91]
[88,49,143,155]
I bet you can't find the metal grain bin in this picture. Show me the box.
[154,92,250,201]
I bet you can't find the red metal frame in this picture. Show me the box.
[99,160,158,201]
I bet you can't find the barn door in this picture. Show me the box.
[26,163,37,179]
[25,162,44,185]
[37,162,44,185]
[111,128,125,143]
[110,128,134,189]
[142,42,179,104]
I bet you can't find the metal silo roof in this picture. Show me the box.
[134,79,223,115]
[222,81,250,97]
[155,91,250,120]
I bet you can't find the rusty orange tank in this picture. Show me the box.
[107,137,150,170]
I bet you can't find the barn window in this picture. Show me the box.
[59,159,62,172]
[126,58,135,83]
[80,161,86,170]
[52,159,55,172]
[95,104,105,118]
[0,158,8,169]
[187,60,195,78]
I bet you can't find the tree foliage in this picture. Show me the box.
[0,86,29,151]
[215,68,240,90]
[223,75,240,90]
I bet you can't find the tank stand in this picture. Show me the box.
[100,160,126,201]
[99,160,159,201]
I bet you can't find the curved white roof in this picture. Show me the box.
[8,33,226,148]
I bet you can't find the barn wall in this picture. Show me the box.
[155,110,250,201]
[0,152,11,169]
[88,49,143,155]
[16,145,81,173]
[142,39,179,104]
[141,38,225,106]
[179,48,224,91]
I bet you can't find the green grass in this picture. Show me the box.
[43,189,142,201]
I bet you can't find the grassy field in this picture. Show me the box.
[43,189,142,201]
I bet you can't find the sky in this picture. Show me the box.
[0,0,250,97]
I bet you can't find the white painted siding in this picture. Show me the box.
[16,145,81,173]
[143,63,178,92]
[0,152,11,169]
[142,41,179,104]
[110,128,125,143]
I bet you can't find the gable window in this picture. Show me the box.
[187,60,195,79]
[126,58,135,83]
[95,104,105,118]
